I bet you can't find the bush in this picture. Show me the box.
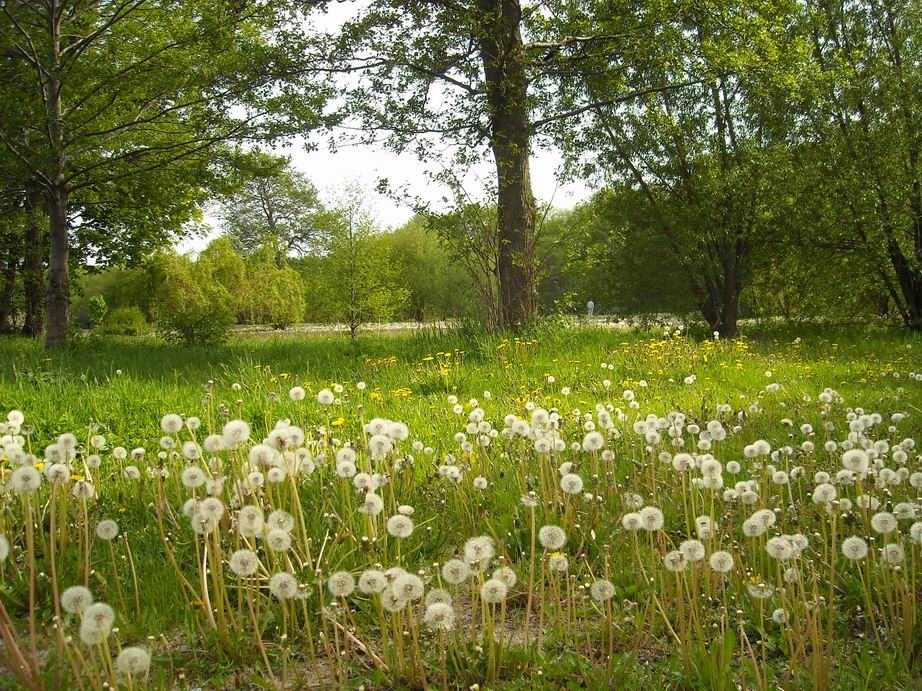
[87,295,108,328]
[98,307,148,336]
[157,304,234,346]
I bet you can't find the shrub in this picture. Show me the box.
[98,307,148,336]
[157,304,234,346]
[87,295,108,328]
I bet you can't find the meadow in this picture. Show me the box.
[0,323,920,689]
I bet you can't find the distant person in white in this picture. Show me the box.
[587,300,595,317]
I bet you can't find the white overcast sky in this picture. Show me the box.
[180,2,593,253]
[183,139,593,254]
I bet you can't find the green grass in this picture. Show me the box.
[1,323,920,689]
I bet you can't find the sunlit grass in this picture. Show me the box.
[0,323,919,689]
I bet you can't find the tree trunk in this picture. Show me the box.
[0,242,17,333]
[44,186,70,348]
[22,185,46,338]
[476,0,537,329]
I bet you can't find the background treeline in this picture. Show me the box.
[1,0,919,343]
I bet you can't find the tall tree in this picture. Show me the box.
[546,0,804,336]
[0,0,327,347]
[321,1,691,328]
[219,151,326,262]
[796,0,922,329]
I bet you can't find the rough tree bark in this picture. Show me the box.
[44,185,70,348]
[21,185,45,338]
[476,0,537,328]
[0,235,17,333]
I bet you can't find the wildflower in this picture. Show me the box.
[359,492,385,516]
[622,513,643,531]
[841,449,869,473]
[386,514,414,538]
[267,510,294,532]
[198,497,224,523]
[269,572,299,599]
[328,571,355,598]
[812,483,837,504]
[181,466,206,489]
[266,529,292,553]
[746,582,774,600]
[11,465,41,494]
[590,579,615,602]
[582,431,604,452]
[425,588,453,606]
[772,609,788,625]
[493,566,517,588]
[841,536,868,561]
[95,520,119,541]
[480,578,508,603]
[538,525,567,550]
[116,647,151,677]
[79,602,115,644]
[44,463,70,484]
[910,522,922,544]
[870,512,898,535]
[549,554,569,572]
[560,473,584,494]
[381,587,406,612]
[393,573,424,601]
[289,386,306,401]
[61,586,94,614]
[882,543,904,565]
[463,536,496,566]
[229,549,260,577]
[765,536,795,561]
[709,551,734,573]
[359,570,388,594]
[424,602,456,631]
[473,476,488,489]
[442,559,471,584]
[222,420,251,447]
[160,414,183,434]
[237,506,265,538]
[639,506,664,531]
[662,551,687,572]
[72,480,95,500]
[317,389,335,405]
[679,539,706,562]
[123,465,141,480]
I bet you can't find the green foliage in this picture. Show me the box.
[98,307,148,337]
[242,246,306,329]
[157,304,235,346]
[219,151,326,259]
[296,187,408,335]
[87,295,108,328]
[389,216,476,320]
[147,253,235,346]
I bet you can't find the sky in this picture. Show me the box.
[179,1,594,254]
[182,139,594,254]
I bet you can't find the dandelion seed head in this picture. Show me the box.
[95,520,119,541]
[268,572,299,599]
[328,571,355,598]
[538,525,567,550]
[479,578,508,603]
[358,570,388,594]
[61,586,93,615]
[229,549,260,577]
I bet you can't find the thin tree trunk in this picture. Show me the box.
[22,186,45,338]
[45,186,70,348]
[0,243,17,334]
[477,0,537,329]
